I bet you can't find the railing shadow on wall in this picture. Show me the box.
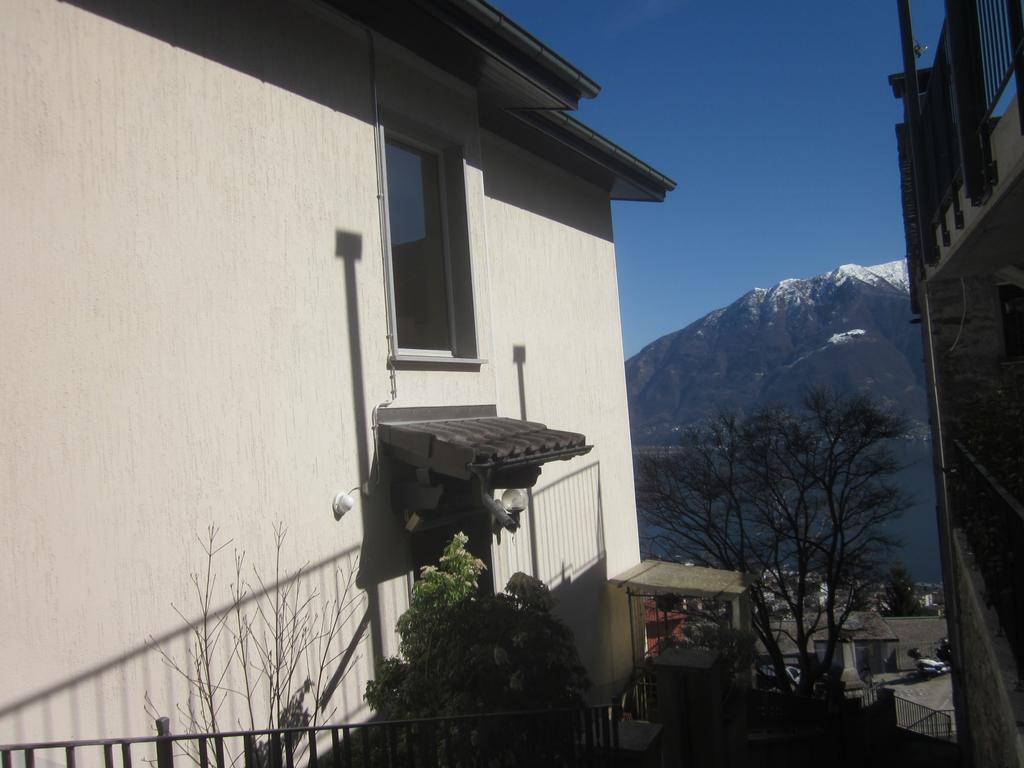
[491,462,606,594]
[532,462,605,589]
[495,461,611,697]
[0,228,388,749]
[0,543,370,754]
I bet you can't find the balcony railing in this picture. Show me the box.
[894,696,956,741]
[894,0,1024,265]
[976,0,1024,112]
[0,707,622,768]
[952,440,1024,681]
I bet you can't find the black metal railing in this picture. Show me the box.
[952,440,1024,681]
[895,0,1024,263]
[746,689,832,734]
[917,26,963,251]
[621,668,658,722]
[976,0,1024,114]
[893,696,955,741]
[0,707,621,768]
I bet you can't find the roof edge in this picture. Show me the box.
[446,0,601,101]
[509,109,677,201]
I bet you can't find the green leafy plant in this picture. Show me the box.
[365,533,589,720]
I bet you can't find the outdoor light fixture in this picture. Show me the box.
[333,487,360,521]
[500,488,528,514]
[477,486,529,535]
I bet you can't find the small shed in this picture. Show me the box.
[610,559,753,664]
[884,616,949,671]
[760,611,902,675]
[822,611,900,675]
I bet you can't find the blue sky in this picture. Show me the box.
[490,1,945,357]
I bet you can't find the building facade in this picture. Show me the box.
[891,1,1024,764]
[0,0,674,744]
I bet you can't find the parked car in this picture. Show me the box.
[917,658,949,678]
[907,647,949,678]
[756,663,802,689]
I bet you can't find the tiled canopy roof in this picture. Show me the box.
[610,560,753,599]
[379,417,591,479]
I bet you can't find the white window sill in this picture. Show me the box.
[392,354,486,369]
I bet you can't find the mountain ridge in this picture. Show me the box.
[626,260,928,444]
[626,259,940,579]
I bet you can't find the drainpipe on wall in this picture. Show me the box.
[366,28,399,492]
[920,286,973,757]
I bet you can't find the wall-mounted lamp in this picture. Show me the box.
[500,488,528,515]
[333,487,360,521]
[480,487,529,539]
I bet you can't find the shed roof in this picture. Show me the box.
[610,560,752,599]
[840,611,899,641]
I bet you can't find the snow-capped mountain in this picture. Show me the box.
[626,260,926,443]
[627,260,940,578]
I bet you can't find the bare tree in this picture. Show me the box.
[638,388,909,695]
[148,525,364,765]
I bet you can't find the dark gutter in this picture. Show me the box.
[509,109,677,201]
[402,0,600,109]
[446,0,601,100]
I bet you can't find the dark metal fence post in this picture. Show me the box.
[243,734,256,768]
[610,698,621,768]
[0,706,624,768]
[306,728,318,768]
[155,717,174,768]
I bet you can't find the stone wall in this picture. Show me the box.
[925,274,1024,449]
[951,530,1024,768]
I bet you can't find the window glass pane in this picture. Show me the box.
[385,139,451,351]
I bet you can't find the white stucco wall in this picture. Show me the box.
[0,0,641,744]
[482,132,641,700]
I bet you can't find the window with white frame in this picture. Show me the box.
[383,132,477,360]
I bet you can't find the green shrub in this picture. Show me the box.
[365,533,589,719]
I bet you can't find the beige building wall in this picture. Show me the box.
[0,0,640,744]
[482,133,641,699]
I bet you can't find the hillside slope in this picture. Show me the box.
[626,261,940,579]
[627,262,928,443]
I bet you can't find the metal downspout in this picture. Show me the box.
[921,287,973,763]
[366,29,398,489]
